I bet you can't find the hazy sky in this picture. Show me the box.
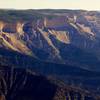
[0,0,100,11]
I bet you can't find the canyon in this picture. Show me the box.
[0,9,100,100]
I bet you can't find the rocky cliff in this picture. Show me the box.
[0,9,100,99]
[0,10,100,71]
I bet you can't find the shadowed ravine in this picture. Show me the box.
[0,65,99,100]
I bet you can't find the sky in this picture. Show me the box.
[0,0,100,11]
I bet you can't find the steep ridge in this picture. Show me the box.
[48,29,70,44]
[0,10,100,70]
[0,22,33,56]
[0,32,32,55]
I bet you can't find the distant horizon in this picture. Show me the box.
[0,0,100,11]
[0,8,99,12]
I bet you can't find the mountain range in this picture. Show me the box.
[0,9,100,100]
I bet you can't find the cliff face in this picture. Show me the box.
[0,20,70,61]
[0,10,100,99]
[0,10,100,71]
[0,21,33,55]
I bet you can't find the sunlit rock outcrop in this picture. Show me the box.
[0,32,32,55]
[16,22,25,36]
[0,21,5,32]
[77,23,95,36]
[38,28,61,59]
[48,30,70,44]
